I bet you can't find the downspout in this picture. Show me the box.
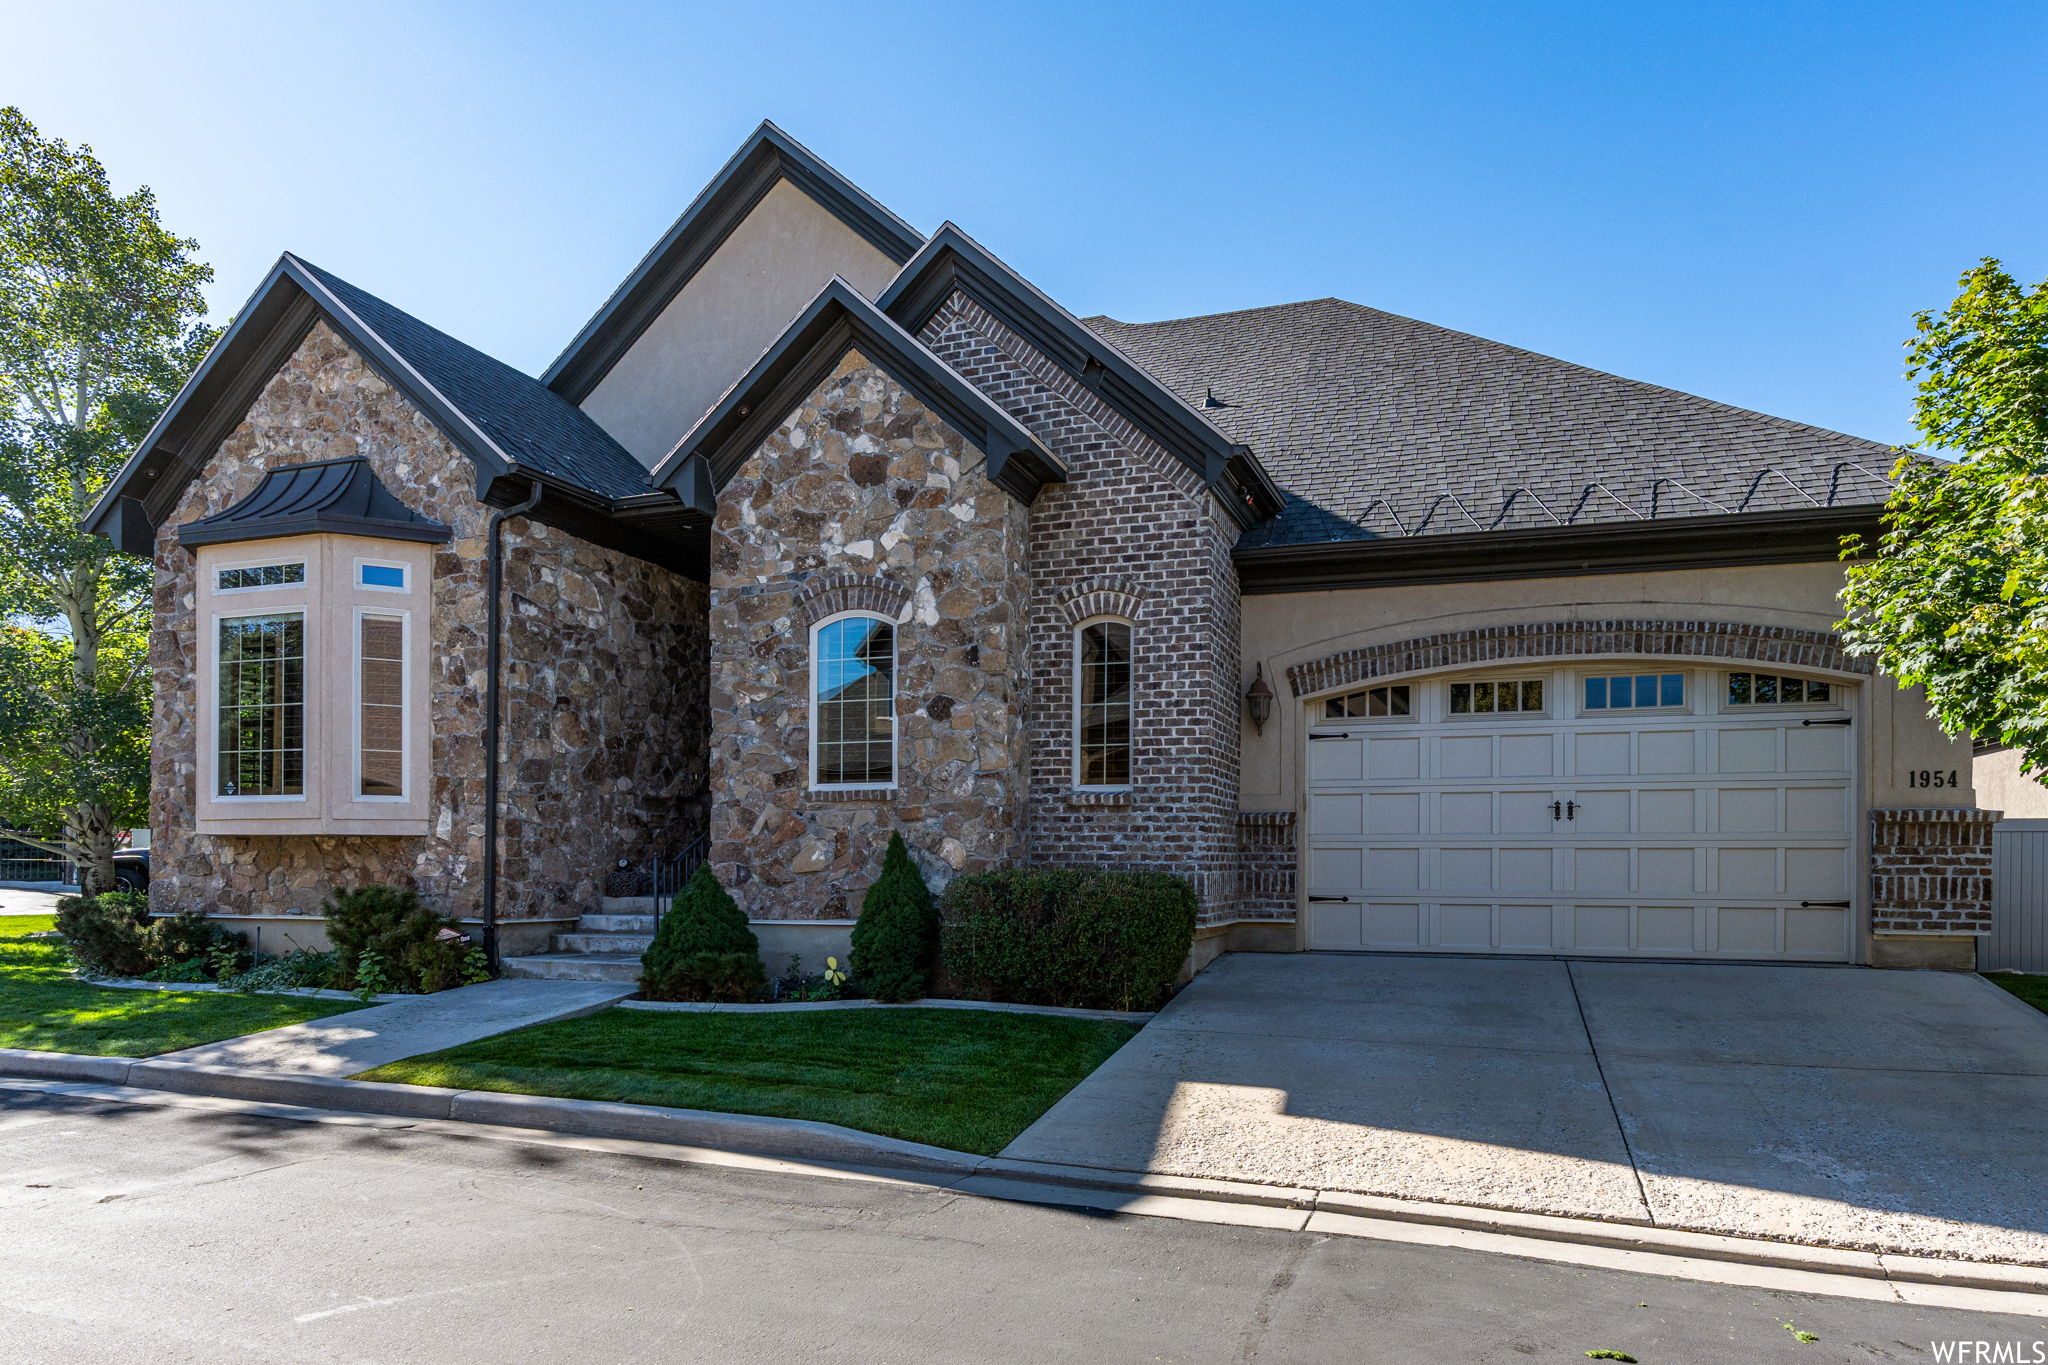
[481,480,544,969]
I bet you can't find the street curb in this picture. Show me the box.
[4,1045,2047,1294]
[617,998,1155,1022]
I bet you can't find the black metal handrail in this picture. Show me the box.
[648,835,708,934]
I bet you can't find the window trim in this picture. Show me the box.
[1578,670,1688,714]
[1317,682,1416,724]
[807,609,898,792]
[1721,670,1837,709]
[1072,615,1135,792]
[212,606,310,803]
[213,557,308,595]
[352,606,410,803]
[354,557,410,593]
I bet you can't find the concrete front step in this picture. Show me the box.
[600,896,660,913]
[580,913,656,933]
[552,932,654,955]
[500,953,642,985]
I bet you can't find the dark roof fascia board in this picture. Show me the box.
[1233,505,1881,594]
[652,278,1066,505]
[477,471,704,578]
[542,122,925,404]
[84,257,321,541]
[85,254,522,545]
[875,224,1286,527]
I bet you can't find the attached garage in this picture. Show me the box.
[1303,663,1857,961]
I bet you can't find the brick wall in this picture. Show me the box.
[1236,811,1297,921]
[1870,807,1999,934]
[920,293,1250,924]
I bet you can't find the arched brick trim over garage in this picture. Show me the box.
[1053,574,1148,626]
[792,571,911,627]
[1285,619,1871,698]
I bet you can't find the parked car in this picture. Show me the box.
[112,848,149,892]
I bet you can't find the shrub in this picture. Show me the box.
[141,911,248,979]
[224,949,342,994]
[55,890,152,978]
[641,864,764,1002]
[321,884,465,994]
[940,867,1196,1011]
[850,833,936,1003]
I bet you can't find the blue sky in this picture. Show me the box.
[5,1,2042,447]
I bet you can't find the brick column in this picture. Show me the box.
[1236,811,1297,920]
[1869,807,2000,968]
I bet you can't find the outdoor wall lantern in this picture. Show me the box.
[1245,663,1274,734]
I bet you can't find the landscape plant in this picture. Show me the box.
[1839,258,2048,772]
[53,888,151,977]
[320,884,465,994]
[639,863,764,1002]
[849,833,936,1002]
[940,867,1196,1011]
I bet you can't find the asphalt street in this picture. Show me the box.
[0,1088,2040,1363]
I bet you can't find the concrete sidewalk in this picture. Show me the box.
[150,977,633,1077]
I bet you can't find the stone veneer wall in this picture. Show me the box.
[920,293,1250,925]
[706,350,1030,918]
[149,321,707,926]
[1869,807,1999,934]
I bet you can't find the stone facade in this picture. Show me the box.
[920,293,1250,925]
[706,350,1030,918]
[1869,807,1999,935]
[149,322,707,927]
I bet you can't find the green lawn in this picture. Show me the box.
[357,1006,1141,1155]
[1988,973,2048,1016]
[0,916,362,1057]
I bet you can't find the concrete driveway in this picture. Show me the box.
[1004,953,2048,1264]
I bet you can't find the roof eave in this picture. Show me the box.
[875,223,1286,525]
[653,277,1065,505]
[542,121,925,404]
[1233,504,1883,594]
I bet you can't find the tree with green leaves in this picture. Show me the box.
[0,107,214,892]
[1839,259,2048,777]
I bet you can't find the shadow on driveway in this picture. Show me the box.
[1001,952,2048,1264]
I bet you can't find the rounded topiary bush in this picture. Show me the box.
[849,833,936,1003]
[640,864,765,1002]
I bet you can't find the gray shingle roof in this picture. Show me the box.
[297,261,652,500]
[1083,298,1902,548]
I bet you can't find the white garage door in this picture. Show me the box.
[1304,666,1855,961]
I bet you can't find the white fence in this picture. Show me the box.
[1987,820,2048,974]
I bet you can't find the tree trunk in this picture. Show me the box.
[70,800,117,896]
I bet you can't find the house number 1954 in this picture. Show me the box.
[1907,769,1958,789]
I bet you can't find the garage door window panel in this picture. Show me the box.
[1583,673,1685,711]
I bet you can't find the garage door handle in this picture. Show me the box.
[1799,900,1851,908]
[1801,718,1852,727]
[1307,895,1351,903]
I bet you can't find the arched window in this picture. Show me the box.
[811,613,896,788]
[1074,618,1133,789]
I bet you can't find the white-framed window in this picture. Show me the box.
[1448,678,1544,716]
[1322,683,1411,720]
[356,609,407,798]
[216,560,306,593]
[1725,671,1833,706]
[1583,671,1685,711]
[355,558,408,592]
[810,612,896,789]
[1074,617,1133,789]
[216,611,306,798]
